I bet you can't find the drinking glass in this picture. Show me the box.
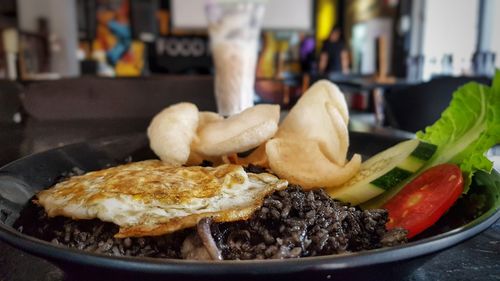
[205,0,267,116]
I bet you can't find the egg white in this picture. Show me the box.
[37,160,287,237]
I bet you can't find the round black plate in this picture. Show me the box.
[0,132,498,281]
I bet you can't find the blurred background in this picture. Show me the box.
[0,2,499,279]
[1,0,498,79]
[0,0,498,133]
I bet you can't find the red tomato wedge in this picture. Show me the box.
[383,164,463,238]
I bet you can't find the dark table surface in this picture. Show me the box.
[0,120,499,281]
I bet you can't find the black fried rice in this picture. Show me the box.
[14,165,407,260]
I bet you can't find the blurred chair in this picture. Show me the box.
[0,80,22,124]
[20,76,217,121]
[383,76,491,132]
[17,76,218,155]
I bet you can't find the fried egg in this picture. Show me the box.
[36,160,287,238]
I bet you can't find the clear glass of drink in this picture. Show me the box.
[205,0,267,116]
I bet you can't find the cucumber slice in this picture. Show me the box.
[361,142,440,209]
[326,139,436,205]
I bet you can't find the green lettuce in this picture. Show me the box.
[363,71,500,209]
[416,71,500,191]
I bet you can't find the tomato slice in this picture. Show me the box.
[383,164,463,238]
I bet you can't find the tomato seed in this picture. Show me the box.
[402,210,408,218]
[406,193,423,208]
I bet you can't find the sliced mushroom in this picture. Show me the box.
[193,104,280,156]
[180,233,212,260]
[266,138,361,190]
[197,217,223,260]
[147,103,199,166]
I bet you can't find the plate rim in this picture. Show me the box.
[0,132,498,274]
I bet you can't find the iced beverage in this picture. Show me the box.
[206,0,266,116]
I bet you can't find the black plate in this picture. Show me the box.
[0,132,498,281]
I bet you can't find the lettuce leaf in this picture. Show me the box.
[416,71,500,191]
[363,72,500,209]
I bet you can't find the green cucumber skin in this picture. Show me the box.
[359,142,438,209]
[361,177,413,209]
[333,140,438,207]
[411,142,437,161]
[362,143,438,209]
[399,155,425,172]
[370,167,413,190]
